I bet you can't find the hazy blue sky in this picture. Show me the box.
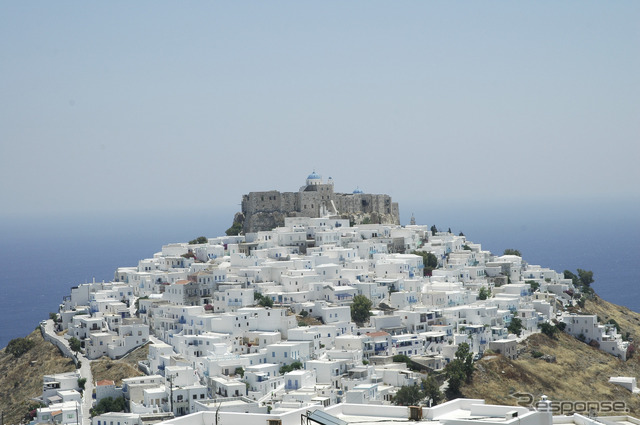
[2,2,639,220]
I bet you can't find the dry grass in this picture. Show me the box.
[90,343,148,386]
[0,330,76,425]
[463,316,640,416]
[583,296,640,342]
[297,315,323,326]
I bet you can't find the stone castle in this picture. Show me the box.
[235,172,400,233]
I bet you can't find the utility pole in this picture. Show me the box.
[168,375,174,414]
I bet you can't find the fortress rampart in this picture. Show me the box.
[237,172,400,233]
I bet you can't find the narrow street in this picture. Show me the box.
[42,319,93,425]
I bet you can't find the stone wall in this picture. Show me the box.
[40,323,79,365]
[240,186,400,233]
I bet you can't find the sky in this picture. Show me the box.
[1,2,639,223]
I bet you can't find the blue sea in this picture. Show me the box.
[1,200,638,349]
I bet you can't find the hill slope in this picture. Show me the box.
[462,297,640,416]
[0,330,150,424]
[0,329,76,425]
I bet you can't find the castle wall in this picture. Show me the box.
[335,194,397,216]
[240,180,399,233]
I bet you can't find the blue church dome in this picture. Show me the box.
[307,171,321,180]
[353,187,363,194]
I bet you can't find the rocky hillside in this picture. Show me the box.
[463,296,640,416]
[0,330,149,425]
[90,343,148,386]
[0,329,76,425]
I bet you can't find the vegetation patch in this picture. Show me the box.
[0,330,75,425]
[6,337,35,358]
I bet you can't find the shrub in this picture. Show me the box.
[6,337,35,358]
[627,343,636,359]
[539,322,558,338]
[394,383,423,406]
[393,354,411,364]
[226,221,243,236]
[507,317,523,336]
[280,361,303,374]
[69,337,82,353]
[531,351,544,358]
[350,294,372,324]
[90,396,126,416]
[607,319,621,333]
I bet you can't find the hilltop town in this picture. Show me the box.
[12,174,636,425]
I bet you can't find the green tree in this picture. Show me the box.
[280,361,303,374]
[6,337,35,358]
[577,269,594,288]
[90,396,126,416]
[445,343,474,395]
[254,292,274,308]
[259,296,273,308]
[350,295,372,324]
[538,322,558,339]
[507,317,523,336]
[412,250,438,276]
[49,312,58,321]
[456,342,475,380]
[563,270,579,286]
[422,375,443,406]
[226,221,243,236]
[607,319,621,333]
[69,337,82,354]
[445,359,466,394]
[235,367,244,378]
[525,280,540,292]
[478,286,491,300]
[503,249,521,257]
[392,354,412,364]
[394,383,423,406]
[77,378,87,391]
[188,236,208,244]
[430,225,438,236]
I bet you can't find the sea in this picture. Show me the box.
[1,200,638,349]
